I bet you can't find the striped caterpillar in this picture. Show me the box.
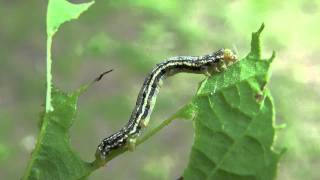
[96,49,237,159]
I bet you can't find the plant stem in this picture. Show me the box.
[136,114,178,146]
[90,113,179,170]
[45,35,53,112]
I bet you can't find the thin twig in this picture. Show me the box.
[78,69,114,95]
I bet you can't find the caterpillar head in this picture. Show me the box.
[222,48,237,65]
[208,49,238,73]
[209,49,237,64]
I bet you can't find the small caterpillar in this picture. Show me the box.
[96,49,237,159]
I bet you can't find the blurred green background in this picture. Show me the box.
[0,0,319,179]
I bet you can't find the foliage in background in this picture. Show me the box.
[21,0,282,179]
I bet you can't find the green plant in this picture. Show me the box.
[22,0,282,179]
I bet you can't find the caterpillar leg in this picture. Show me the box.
[139,90,157,128]
[205,71,211,77]
[217,61,227,71]
[201,66,212,77]
[158,79,163,88]
[139,118,150,128]
[127,138,137,151]
[209,64,221,73]
[226,60,234,66]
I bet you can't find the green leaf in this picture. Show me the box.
[47,0,94,36]
[182,25,282,180]
[25,1,101,179]
[45,0,94,112]
[23,88,94,180]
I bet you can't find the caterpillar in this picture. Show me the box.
[96,48,237,159]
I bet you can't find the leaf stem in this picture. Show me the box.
[45,35,53,112]
[136,114,178,145]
